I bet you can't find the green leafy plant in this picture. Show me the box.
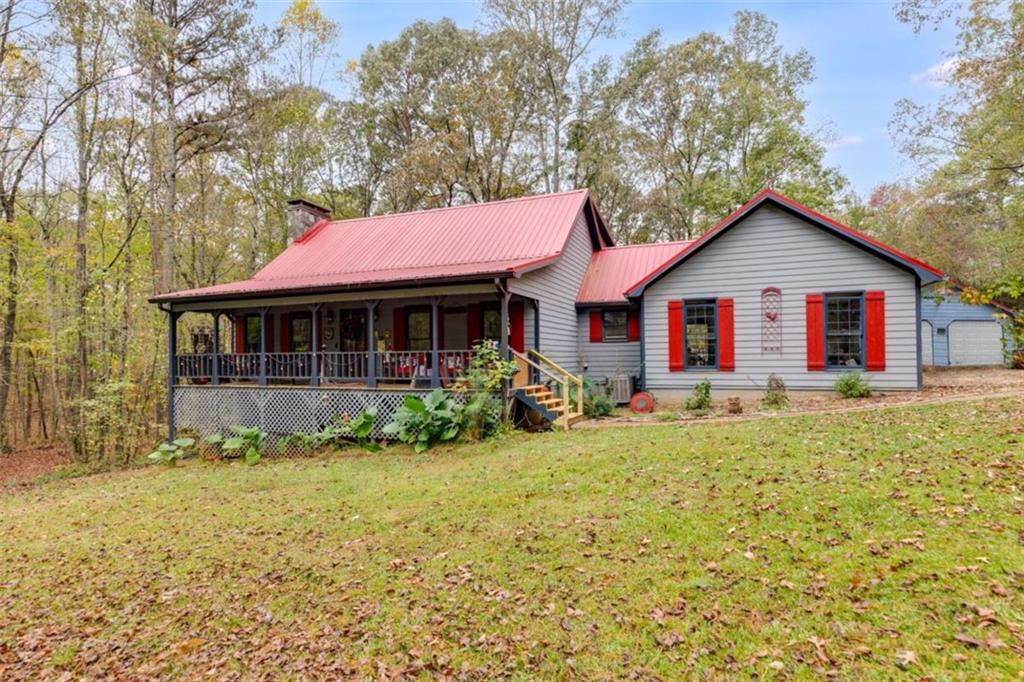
[761,373,790,409]
[834,371,872,399]
[147,437,195,466]
[585,393,615,418]
[452,343,517,441]
[206,426,265,465]
[383,389,460,452]
[685,378,713,412]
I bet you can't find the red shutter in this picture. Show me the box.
[627,309,641,342]
[589,310,603,342]
[466,303,481,347]
[668,300,684,371]
[806,294,825,371]
[393,307,405,351]
[279,314,290,353]
[865,291,886,371]
[510,301,525,352]
[717,298,734,371]
[235,315,245,353]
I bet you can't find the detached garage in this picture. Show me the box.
[921,286,1011,366]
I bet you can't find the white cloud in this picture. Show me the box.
[825,135,865,150]
[911,57,961,88]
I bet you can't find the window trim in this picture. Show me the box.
[824,291,866,370]
[600,309,629,343]
[683,299,719,370]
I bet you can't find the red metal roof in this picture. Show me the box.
[154,189,603,302]
[577,241,694,305]
[626,189,945,297]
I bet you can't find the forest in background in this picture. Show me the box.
[0,0,1020,463]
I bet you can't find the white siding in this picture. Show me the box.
[643,205,920,391]
[577,311,642,381]
[510,211,594,372]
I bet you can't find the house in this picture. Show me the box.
[920,284,1011,366]
[151,188,943,439]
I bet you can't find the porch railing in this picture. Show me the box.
[174,350,477,387]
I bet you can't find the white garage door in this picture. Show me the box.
[949,320,1003,365]
[921,322,933,365]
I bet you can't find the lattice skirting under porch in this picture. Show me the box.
[172,385,470,453]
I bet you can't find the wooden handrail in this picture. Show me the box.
[513,349,585,426]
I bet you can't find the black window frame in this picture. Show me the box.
[683,299,718,370]
[824,292,865,369]
[479,303,502,344]
[244,315,261,354]
[406,307,432,351]
[600,310,629,342]
[290,312,313,353]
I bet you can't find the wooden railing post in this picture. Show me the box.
[310,304,321,387]
[366,300,379,388]
[211,311,220,385]
[430,297,442,388]
[258,308,268,386]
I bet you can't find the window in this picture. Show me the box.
[337,310,366,352]
[684,300,717,368]
[291,313,312,353]
[406,308,432,351]
[480,304,502,343]
[602,310,628,341]
[825,293,863,368]
[244,315,261,353]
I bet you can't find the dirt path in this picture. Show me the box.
[574,386,1024,429]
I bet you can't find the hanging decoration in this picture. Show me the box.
[761,287,782,353]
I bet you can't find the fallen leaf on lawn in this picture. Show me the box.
[655,631,683,649]
[954,633,983,648]
[894,650,917,669]
[851,645,871,657]
[175,638,203,655]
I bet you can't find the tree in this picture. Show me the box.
[483,0,624,193]
[620,12,845,241]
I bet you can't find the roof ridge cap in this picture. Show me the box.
[317,189,590,229]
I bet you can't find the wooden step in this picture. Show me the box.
[522,385,550,395]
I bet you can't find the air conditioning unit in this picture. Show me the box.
[609,374,633,405]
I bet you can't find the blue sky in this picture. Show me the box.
[254,1,957,196]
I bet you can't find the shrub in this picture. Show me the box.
[147,437,194,466]
[460,392,505,441]
[762,373,789,409]
[383,389,460,452]
[585,393,615,418]
[685,378,713,412]
[834,371,872,399]
[277,410,384,456]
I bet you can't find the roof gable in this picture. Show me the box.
[626,190,945,298]
[154,189,611,302]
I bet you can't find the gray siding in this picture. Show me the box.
[643,205,920,391]
[577,311,641,381]
[510,211,593,371]
[920,290,1007,365]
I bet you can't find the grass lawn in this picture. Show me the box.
[2,398,1023,679]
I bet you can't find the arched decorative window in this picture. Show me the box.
[761,287,782,354]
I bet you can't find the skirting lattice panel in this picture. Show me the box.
[173,386,469,453]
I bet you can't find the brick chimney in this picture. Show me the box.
[285,198,331,244]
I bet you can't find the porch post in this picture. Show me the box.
[259,307,268,386]
[366,300,378,388]
[430,297,441,388]
[211,311,220,385]
[167,308,179,440]
[498,282,510,360]
[310,303,321,387]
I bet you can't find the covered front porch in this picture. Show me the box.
[167,283,532,390]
